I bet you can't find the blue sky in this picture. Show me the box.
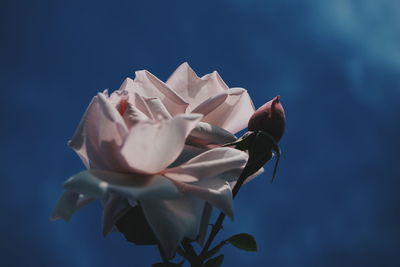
[1,0,399,266]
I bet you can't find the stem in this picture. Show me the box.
[157,244,169,264]
[182,239,197,258]
[199,131,276,261]
[199,169,250,258]
[176,246,186,258]
[204,240,226,259]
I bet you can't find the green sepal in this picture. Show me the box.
[225,131,281,183]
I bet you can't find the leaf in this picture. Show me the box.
[152,261,184,267]
[115,205,158,245]
[226,233,257,252]
[203,254,224,267]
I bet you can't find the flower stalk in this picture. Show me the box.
[167,130,281,266]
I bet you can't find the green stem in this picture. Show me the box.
[157,244,169,264]
[199,168,250,259]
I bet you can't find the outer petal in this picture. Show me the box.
[166,63,227,112]
[188,122,237,147]
[172,177,235,219]
[102,195,131,236]
[123,71,188,115]
[49,191,79,221]
[140,195,203,258]
[68,93,129,171]
[67,97,94,169]
[190,91,229,116]
[168,145,207,168]
[163,148,248,183]
[120,114,202,174]
[63,170,179,200]
[50,191,95,221]
[202,89,256,134]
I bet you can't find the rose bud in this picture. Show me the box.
[248,95,285,142]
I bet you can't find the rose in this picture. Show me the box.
[248,95,285,142]
[51,93,250,256]
[51,93,250,257]
[108,62,256,147]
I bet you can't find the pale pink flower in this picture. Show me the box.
[108,62,256,147]
[51,92,249,257]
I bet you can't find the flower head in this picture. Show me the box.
[110,62,256,146]
[51,64,257,258]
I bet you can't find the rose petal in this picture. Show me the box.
[120,114,202,174]
[64,170,179,200]
[129,70,188,115]
[171,177,234,219]
[188,122,237,146]
[190,91,228,116]
[109,89,129,114]
[68,93,129,171]
[67,97,95,169]
[143,97,172,120]
[168,145,207,168]
[102,195,131,236]
[163,147,248,183]
[122,102,149,128]
[202,88,255,134]
[140,195,203,258]
[50,192,95,221]
[50,191,80,221]
[166,63,228,112]
[131,92,154,118]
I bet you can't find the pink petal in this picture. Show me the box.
[172,177,235,219]
[122,102,149,128]
[166,63,228,112]
[163,147,248,183]
[49,191,80,221]
[168,145,207,168]
[109,89,129,115]
[68,93,129,171]
[188,122,237,147]
[190,92,228,115]
[130,92,154,118]
[140,195,203,258]
[102,195,131,236]
[143,97,172,120]
[120,114,202,174]
[128,71,188,115]
[64,170,179,200]
[201,88,256,134]
[50,192,95,221]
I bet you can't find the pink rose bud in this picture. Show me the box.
[248,95,286,142]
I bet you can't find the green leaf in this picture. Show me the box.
[116,205,158,245]
[203,254,224,267]
[226,233,257,252]
[152,261,184,267]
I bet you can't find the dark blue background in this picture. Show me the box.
[1,0,399,266]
